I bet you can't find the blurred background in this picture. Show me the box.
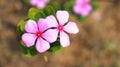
[0,0,120,67]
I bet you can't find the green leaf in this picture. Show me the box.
[23,0,29,4]
[64,0,75,13]
[43,6,55,16]
[17,20,26,32]
[34,11,46,21]
[17,20,26,38]
[21,41,39,57]
[78,16,88,24]
[28,7,45,21]
[91,2,100,10]
[48,40,61,52]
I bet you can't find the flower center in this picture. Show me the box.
[58,25,63,31]
[36,31,42,38]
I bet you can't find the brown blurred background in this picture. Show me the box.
[0,0,120,67]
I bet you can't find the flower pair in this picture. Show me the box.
[73,0,92,17]
[22,11,79,53]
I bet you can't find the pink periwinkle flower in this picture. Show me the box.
[73,0,92,17]
[30,0,49,9]
[22,19,57,53]
[46,10,79,47]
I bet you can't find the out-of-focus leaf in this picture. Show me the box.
[78,16,88,24]
[43,6,55,16]
[91,2,100,10]
[23,0,30,4]
[48,0,62,11]
[28,7,45,21]
[104,41,116,52]
[21,41,39,57]
[48,40,61,52]
[64,0,75,13]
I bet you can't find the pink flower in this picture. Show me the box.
[30,0,49,9]
[46,10,79,47]
[22,19,57,53]
[73,0,92,17]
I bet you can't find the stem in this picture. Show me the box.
[44,55,48,62]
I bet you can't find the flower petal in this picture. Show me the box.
[43,0,49,3]
[36,38,50,53]
[46,15,58,28]
[81,4,92,17]
[38,18,49,32]
[36,1,46,9]
[43,29,58,43]
[76,0,90,4]
[22,33,36,47]
[76,0,84,4]
[30,0,38,5]
[56,10,69,25]
[73,5,82,14]
[25,20,38,33]
[64,22,79,34]
[85,0,90,3]
[60,31,70,47]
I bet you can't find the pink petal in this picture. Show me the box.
[84,0,90,3]
[38,18,49,32]
[85,4,92,12]
[30,0,38,5]
[22,33,36,47]
[60,31,70,47]
[46,15,58,28]
[36,1,46,9]
[43,0,49,3]
[25,20,38,33]
[36,38,50,53]
[76,0,90,4]
[76,0,84,4]
[81,4,92,17]
[43,29,58,43]
[64,22,79,34]
[73,5,82,14]
[56,11,69,25]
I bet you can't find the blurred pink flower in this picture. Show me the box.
[73,0,92,17]
[22,19,57,53]
[46,11,79,47]
[30,0,49,9]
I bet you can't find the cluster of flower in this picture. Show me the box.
[22,11,79,53]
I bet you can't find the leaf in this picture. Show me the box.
[17,20,26,38]
[64,0,75,13]
[78,16,88,24]
[91,2,100,10]
[23,0,30,4]
[43,6,55,16]
[34,11,46,21]
[48,0,62,11]
[17,20,26,32]
[28,7,45,21]
[21,41,39,57]
[48,40,61,52]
